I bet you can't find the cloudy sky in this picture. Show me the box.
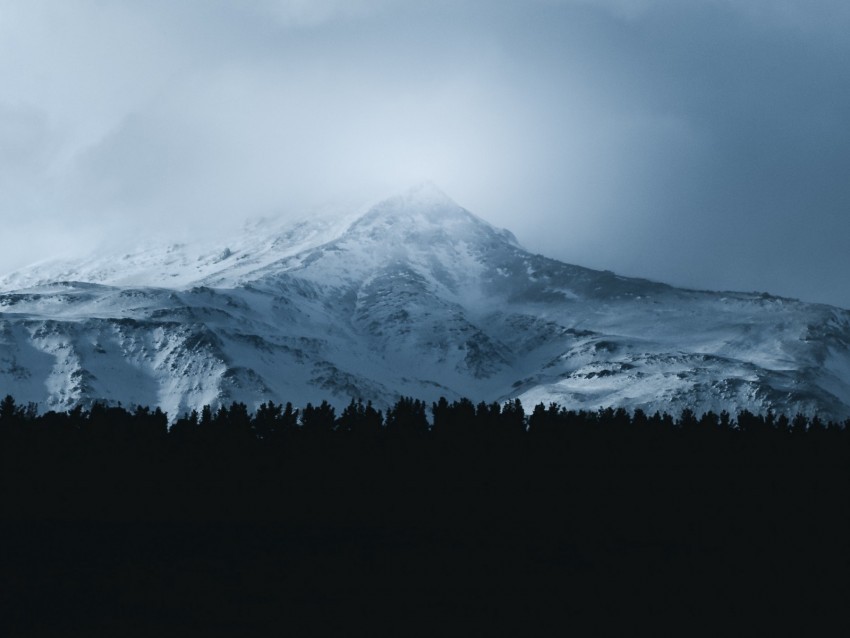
[1,0,849,306]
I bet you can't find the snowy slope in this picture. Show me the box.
[0,209,360,291]
[2,183,849,420]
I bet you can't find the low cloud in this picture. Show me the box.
[1,1,849,307]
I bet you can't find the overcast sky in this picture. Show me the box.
[1,0,849,307]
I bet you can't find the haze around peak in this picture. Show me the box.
[2,1,849,307]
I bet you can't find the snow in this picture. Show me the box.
[1,185,850,420]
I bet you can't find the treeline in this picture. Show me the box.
[2,393,848,445]
[2,393,848,634]
[2,392,848,523]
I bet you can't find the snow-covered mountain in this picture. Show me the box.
[2,183,850,420]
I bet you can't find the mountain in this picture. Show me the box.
[2,183,850,420]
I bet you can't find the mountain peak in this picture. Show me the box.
[357,182,490,227]
[330,183,522,256]
[399,181,458,207]
[365,181,465,219]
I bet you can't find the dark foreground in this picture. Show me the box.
[1,398,848,635]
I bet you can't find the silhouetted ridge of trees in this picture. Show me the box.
[1,392,849,448]
[2,391,847,523]
[1,393,848,634]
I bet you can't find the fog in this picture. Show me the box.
[2,0,849,306]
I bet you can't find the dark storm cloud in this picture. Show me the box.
[1,0,848,306]
[508,0,850,307]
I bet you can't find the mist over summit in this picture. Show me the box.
[1,185,849,420]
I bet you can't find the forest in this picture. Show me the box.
[1,394,848,635]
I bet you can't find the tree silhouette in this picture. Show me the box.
[301,400,336,434]
[385,396,428,436]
